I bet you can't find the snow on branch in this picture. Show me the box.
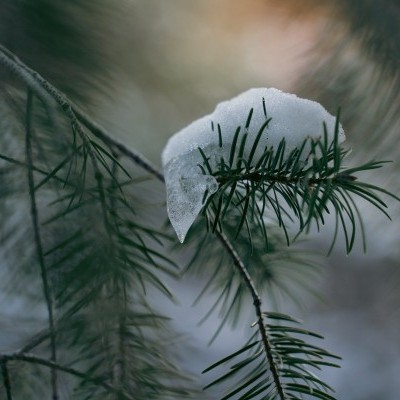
[162,88,345,242]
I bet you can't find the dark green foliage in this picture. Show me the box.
[183,218,322,343]
[193,106,397,399]
[198,109,397,254]
[0,47,192,399]
[203,312,340,400]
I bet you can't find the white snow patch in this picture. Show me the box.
[162,88,345,242]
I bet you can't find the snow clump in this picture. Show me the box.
[162,88,345,243]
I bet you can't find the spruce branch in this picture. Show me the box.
[24,89,58,400]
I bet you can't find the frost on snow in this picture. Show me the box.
[162,88,345,243]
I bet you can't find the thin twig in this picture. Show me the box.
[110,160,128,393]
[1,360,13,400]
[215,231,286,400]
[0,44,164,182]
[18,330,50,354]
[0,43,145,235]
[216,170,357,186]
[74,107,165,182]
[25,89,58,400]
[0,353,132,400]
[0,153,72,187]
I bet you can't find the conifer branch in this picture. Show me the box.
[0,44,128,245]
[0,45,333,398]
[0,44,164,182]
[25,89,58,400]
[3,41,394,399]
[200,124,398,254]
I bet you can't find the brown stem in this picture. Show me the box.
[216,170,356,186]
[215,231,286,400]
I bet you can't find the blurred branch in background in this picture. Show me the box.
[295,2,400,399]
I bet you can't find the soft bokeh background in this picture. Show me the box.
[1,1,399,398]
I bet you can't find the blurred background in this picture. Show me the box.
[1,1,400,398]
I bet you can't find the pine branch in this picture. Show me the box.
[74,107,165,182]
[0,44,342,398]
[5,48,115,243]
[200,123,398,254]
[1,49,178,397]
[195,108,396,398]
[183,217,322,332]
[24,89,58,400]
[203,312,340,399]
[109,160,128,395]
[0,43,164,182]
[2,41,397,399]
[0,45,177,396]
